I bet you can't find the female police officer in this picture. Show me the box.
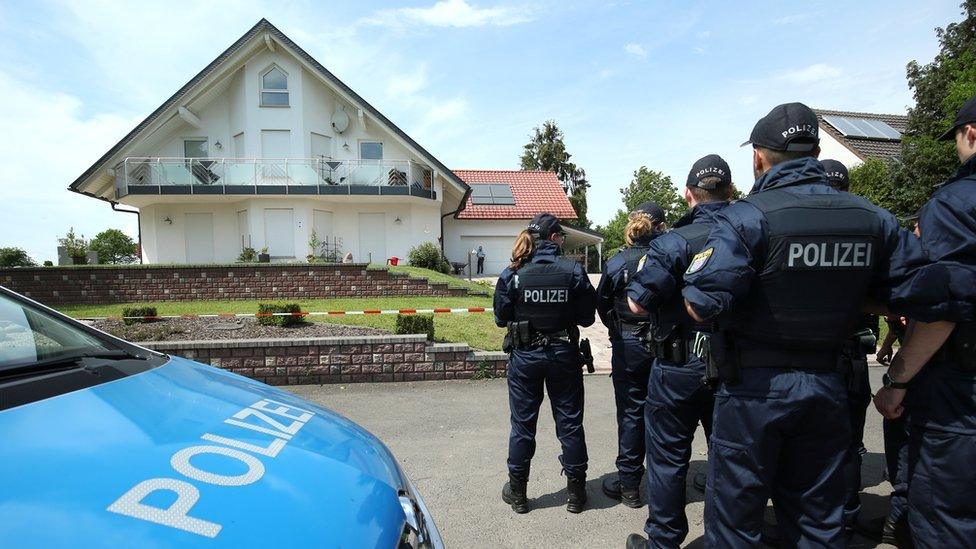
[494,212,598,514]
[595,201,666,507]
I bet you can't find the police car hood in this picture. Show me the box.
[0,356,410,547]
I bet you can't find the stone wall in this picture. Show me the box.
[0,264,474,306]
[141,334,508,385]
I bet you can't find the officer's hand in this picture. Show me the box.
[628,297,647,315]
[873,387,906,419]
[877,344,894,365]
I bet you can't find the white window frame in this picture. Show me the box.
[183,138,209,159]
[358,140,384,161]
[259,64,289,108]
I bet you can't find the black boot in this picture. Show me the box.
[566,476,587,513]
[601,476,641,507]
[692,472,707,494]
[881,516,913,548]
[502,475,528,514]
[625,533,650,549]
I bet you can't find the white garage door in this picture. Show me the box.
[460,236,515,275]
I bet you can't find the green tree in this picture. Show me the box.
[90,229,138,264]
[58,227,89,264]
[893,1,976,218]
[520,120,591,227]
[0,247,36,267]
[597,167,688,258]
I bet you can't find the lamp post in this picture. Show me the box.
[468,249,476,281]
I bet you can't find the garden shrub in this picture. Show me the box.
[395,313,435,340]
[257,303,303,327]
[122,306,158,326]
[408,242,451,274]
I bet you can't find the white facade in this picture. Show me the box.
[818,131,863,168]
[444,218,526,274]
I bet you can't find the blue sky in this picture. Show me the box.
[0,0,962,262]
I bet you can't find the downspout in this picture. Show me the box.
[440,185,472,256]
[111,202,143,264]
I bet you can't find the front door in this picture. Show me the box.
[358,213,386,264]
[264,208,295,259]
[184,213,214,263]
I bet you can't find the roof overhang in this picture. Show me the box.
[69,19,469,200]
[562,224,603,250]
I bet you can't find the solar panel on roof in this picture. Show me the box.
[470,183,516,205]
[823,115,902,141]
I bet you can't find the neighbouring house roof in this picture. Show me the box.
[68,18,469,200]
[814,108,909,161]
[453,170,578,220]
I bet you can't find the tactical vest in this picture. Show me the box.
[734,189,882,351]
[655,222,714,336]
[515,258,576,334]
[612,245,651,324]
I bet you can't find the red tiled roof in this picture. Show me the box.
[453,169,578,220]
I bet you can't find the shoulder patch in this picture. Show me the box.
[686,247,713,274]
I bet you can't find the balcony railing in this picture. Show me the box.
[115,157,434,197]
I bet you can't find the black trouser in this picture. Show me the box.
[477,257,485,274]
[507,342,587,480]
[843,370,872,527]
[883,415,909,524]
[609,331,651,488]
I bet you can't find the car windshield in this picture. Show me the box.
[0,292,112,372]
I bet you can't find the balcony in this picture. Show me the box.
[114,158,436,199]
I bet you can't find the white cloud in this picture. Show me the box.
[624,43,647,57]
[0,70,142,262]
[773,13,813,25]
[364,0,533,28]
[696,30,711,39]
[388,64,429,97]
[778,63,842,84]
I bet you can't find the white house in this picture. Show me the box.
[68,19,601,274]
[814,109,908,168]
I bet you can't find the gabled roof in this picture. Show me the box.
[68,18,468,197]
[814,108,909,161]
[453,169,578,220]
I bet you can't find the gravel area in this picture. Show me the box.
[91,317,391,342]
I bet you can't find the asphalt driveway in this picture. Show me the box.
[288,369,895,548]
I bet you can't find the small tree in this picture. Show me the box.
[58,227,89,264]
[90,229,138,264]
[620,167,687,224]
[0,247,36,267]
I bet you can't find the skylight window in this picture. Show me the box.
[823,115,901,141]
[471,183,515,205]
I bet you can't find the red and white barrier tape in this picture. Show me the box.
[79,307,493,322]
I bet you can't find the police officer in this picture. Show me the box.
[622,154,734,549]
[681,102,930,546]
[596,201,667,507]
[874,94,976,548]
[822,158,880,538]
[494,212,598,514]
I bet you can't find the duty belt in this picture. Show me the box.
[528,330,573,348]
[647,335,702,365]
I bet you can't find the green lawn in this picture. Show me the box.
[372,264,494,296]
[57,295,505,351]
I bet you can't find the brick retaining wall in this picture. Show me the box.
[0,263,473,305]
[141,334,508,385]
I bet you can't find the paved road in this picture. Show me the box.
[289,368,896,549]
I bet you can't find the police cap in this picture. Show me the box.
[633,201,665,223]
[687,154,732,190]
[938,93,976,141]
[821,159,850,191]
[742,102,820,152]
[527,212,564,238]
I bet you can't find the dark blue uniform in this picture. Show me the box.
[625,202,727,547]
[597,236,655,492]
[905,153,976,548]
[494,239,597,481]
[682,158,930,547]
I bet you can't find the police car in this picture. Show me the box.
[0,286,443,548]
